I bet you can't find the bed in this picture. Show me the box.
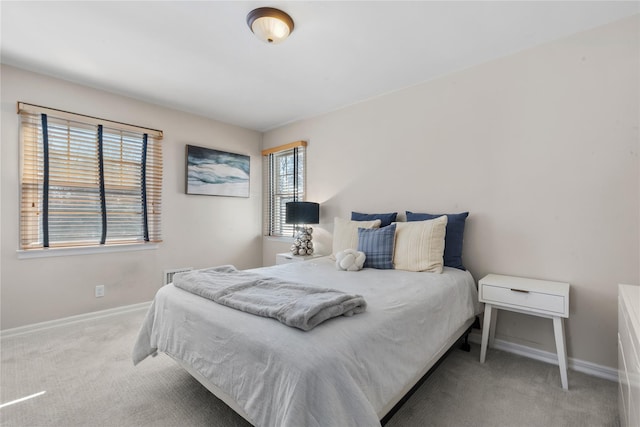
[133,256,480,426]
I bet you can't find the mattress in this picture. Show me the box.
[133,257,480,426]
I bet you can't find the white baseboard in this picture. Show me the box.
[0,301,152,339]
[469,331,618,382]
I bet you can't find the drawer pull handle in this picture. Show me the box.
[510,288,529,293]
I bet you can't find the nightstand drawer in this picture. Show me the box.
[482,284,566,316]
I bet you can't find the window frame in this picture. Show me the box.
[17,102,163,254]
[262,141,307,238]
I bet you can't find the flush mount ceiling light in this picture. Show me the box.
[246,7,294,44]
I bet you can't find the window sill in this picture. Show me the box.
[263,236,294,243]
[17,243,159,259]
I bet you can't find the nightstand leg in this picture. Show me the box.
[489,307,498,347]
[480,304,493,363]
[553,316,569,390]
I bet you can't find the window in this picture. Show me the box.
[18,102,163,250]
[262,141,306,237]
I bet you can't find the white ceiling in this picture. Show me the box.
[1,1,638,132]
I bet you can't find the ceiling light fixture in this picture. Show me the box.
[246,7,294,44]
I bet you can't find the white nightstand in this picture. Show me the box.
[479,273,570,390]
[276,252,322,265]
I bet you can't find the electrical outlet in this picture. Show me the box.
[95,285,105,298]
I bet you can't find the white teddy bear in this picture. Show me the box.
[335,249,366,271]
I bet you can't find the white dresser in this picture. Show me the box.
[619,284,640,427]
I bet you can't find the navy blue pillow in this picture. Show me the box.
[357,224,396,269]
[406,211,469,270]
[351,211,397,227]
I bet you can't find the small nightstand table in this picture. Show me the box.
[479,273,570,390]
[276,252,322,265]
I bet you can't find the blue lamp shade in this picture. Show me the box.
[286,202,319,225]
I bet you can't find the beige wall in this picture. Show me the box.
[1,65,263,329]
[263,16,640,369]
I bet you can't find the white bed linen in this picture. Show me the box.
[133,257,480,427]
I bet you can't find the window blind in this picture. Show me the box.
[19,103,163,250]
[262,141,306,237]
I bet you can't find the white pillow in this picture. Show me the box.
[393,216,448,273]
[331,217,381,259]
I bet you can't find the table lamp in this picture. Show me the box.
[285,201,320,256]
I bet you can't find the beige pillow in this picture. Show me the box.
[393,216,448,273]
[331,217,381,259]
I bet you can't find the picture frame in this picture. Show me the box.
[185,145,250,197]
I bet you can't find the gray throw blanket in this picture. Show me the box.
[172,265,367,331]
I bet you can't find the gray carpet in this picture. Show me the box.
[0,308,618,427]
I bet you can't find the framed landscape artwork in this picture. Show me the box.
[186,145,250,197]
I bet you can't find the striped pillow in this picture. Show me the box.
[393,216,447,273]
[406,211,468,270]
[357,224,396,269]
